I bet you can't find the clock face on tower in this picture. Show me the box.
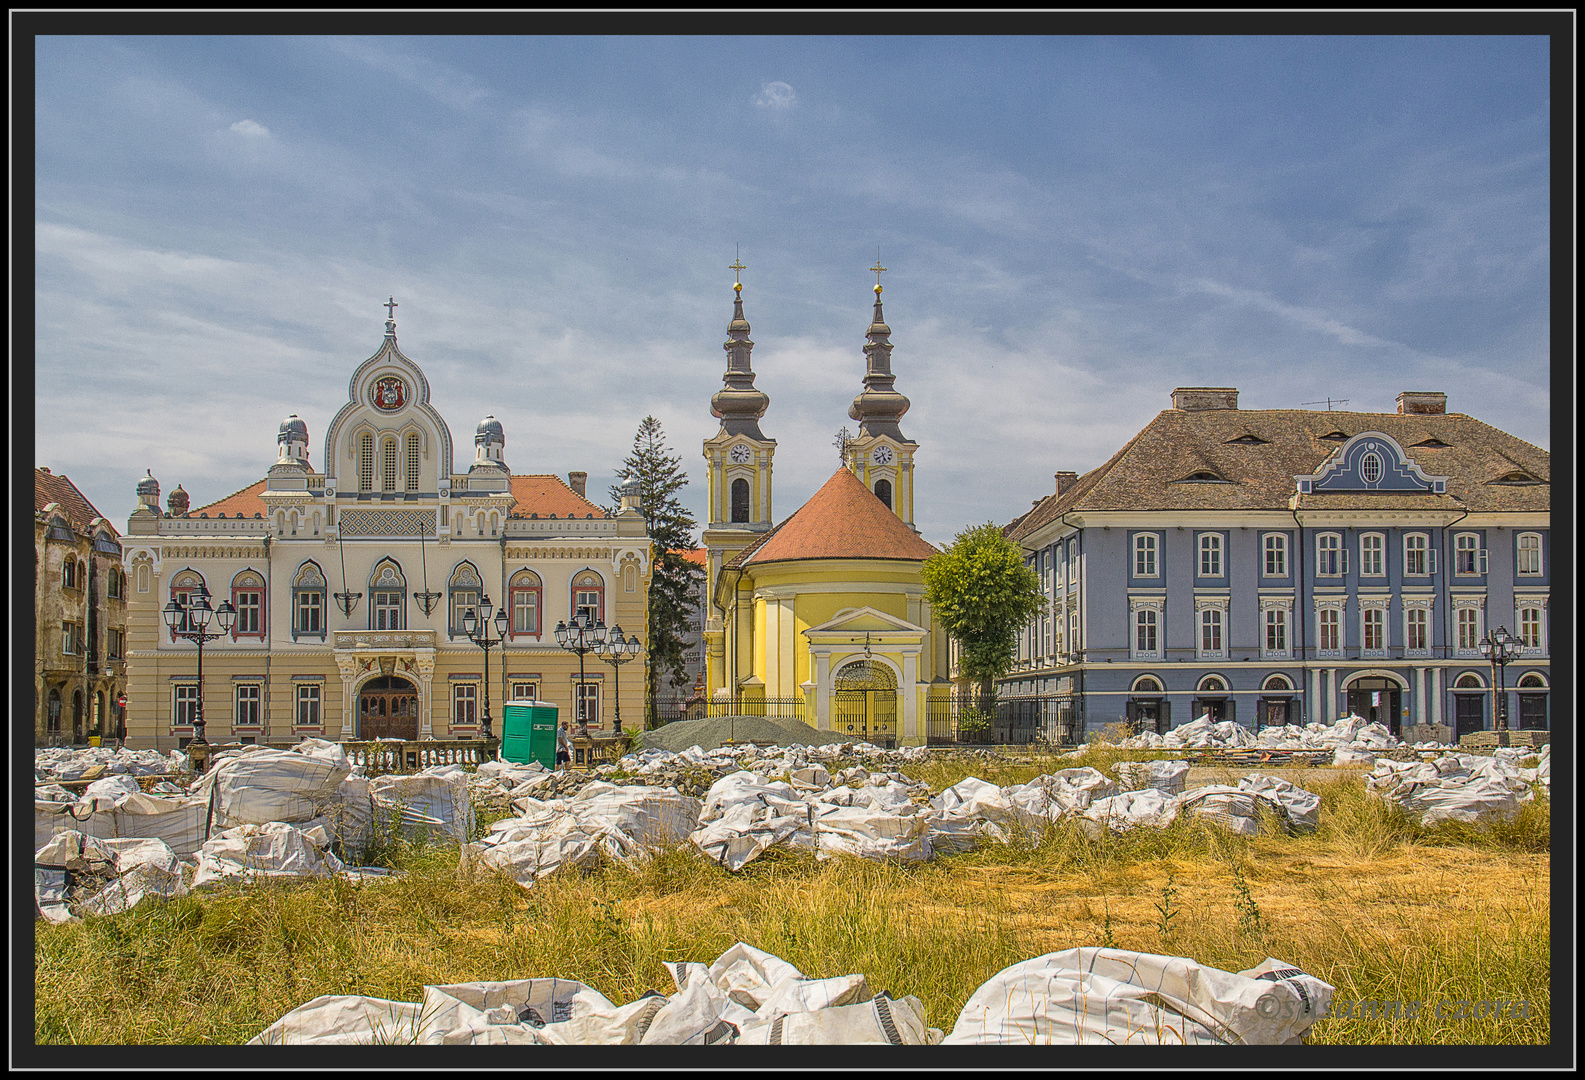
[730,445,753,464]
[871,445,895,466]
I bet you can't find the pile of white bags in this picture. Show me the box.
[368,764,475,846]
[1518,744,1550,789]
[249,942,942,1045]
[943,948,1333,1044]
[35,831,189,923]
[1115,760,1190,796]
[35,745,190,781]
[1236,775,1322,833]
[1365,753,1536,826]
[35,781,209,857]
[193,739,353,831]
[191,821,346,888]
[1076,774,1320,839]
[1114,713,1408,754]
[464,782,703,886]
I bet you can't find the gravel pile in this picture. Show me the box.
[633,715,829,753]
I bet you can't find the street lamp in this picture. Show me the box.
[554,612,607,730]
[162,583,236,745]
[1478,625,1523,748]
[595,625,643,734]
[461,594,509,740]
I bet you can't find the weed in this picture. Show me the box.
[1229,861,1265,939]
[1099,897,1116,950]
[1153,870,1180,939]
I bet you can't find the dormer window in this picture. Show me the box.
[1410,437,1451,449]
[1224,434,1268,445]
[1175,470,1230,484]
[1317,431,1349,441]
[1490,471,1542,486]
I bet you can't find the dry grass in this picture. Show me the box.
[34,757,1549,1045]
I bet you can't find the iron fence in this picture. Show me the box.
[650,695,811,725]
[926,695,1083,747]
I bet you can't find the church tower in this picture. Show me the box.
[845,262,919,529]
[702,262,776,702]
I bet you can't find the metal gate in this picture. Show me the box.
[832,660,897,747]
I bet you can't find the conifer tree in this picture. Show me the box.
[610,416,701,727]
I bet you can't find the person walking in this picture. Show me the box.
[115,711,127,751]
[555,722,572,769]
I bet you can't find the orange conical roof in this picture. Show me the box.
[744,467,937,566]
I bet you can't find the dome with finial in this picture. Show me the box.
[476,415,505,445]
[278,414,309,444]
[168,484,190,515]
[136,470,160,497]
[848,282,912,441]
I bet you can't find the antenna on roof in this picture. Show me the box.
[1301,398,1350,411]
[834,425,855,465]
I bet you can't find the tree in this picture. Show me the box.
[921,522,1046,709]
[610,416,702,728]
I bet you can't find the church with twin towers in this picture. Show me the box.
[700,263,949,747]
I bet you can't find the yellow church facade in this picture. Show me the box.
[701,271,948,746]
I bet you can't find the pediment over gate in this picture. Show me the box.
[804,606,926,637]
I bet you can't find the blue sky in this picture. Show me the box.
[35,35,1551,546]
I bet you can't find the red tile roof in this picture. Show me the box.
[187,474,607,520]
[677,547,707,567]
[194,479,269,518]
[508,474,606,519]
[35,468,117,535]
[743,467,939,566]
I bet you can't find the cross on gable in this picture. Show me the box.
[384,296,398,319]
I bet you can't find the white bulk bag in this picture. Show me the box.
[1075,788,1179,838]
[191,821,346,889]
[1236,775,1322,833]
[1115,760,1190,797]
[368,764,473,845]
[199,744,352,829]
[943,948,1333,1045]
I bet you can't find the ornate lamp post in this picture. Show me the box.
[162,583,235,745]
[461,594,509,740]
[1478,625,1523,748]
[554,612,607,729]
[595,626,643,734]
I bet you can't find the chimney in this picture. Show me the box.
[1171,387,1239,411]
[567,471,588,499]
[1396,391,1447,416]
[39,466,50,474]
[1053,471,1079,497]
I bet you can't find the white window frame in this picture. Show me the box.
[1360,533,1385,578]
[1068,610,1080,655]
[453,683,478,726]
[1133,533,1159,578]
[511,681,539,701]
[1316,533,1346,577]
[1198,533,1224,578]
[576,682,601,726]
[1262,533,1288,578]
[295,684,322,727]
[61,621,76,655]
[1403,599,1433,656]
[1195,597,1228,660]
[1129,598,1163,661]
[1260,598,1293,659]
[235,683,262,728]
[1454,532,1486,577]
[1403,532,1433,577]
[173,683,200,728]
[1359,599,1389,658]
[1453,600,1484,656]
[1516,533,1543,576]
[1315,598,1346,657]
[1515,598,1547,654]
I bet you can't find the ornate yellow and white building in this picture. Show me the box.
[122,305,651,749]
[701,274,949,746]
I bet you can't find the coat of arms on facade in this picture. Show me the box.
[372,376,407,411]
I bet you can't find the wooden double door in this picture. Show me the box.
[359,675,419,740]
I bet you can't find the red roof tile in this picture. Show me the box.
[194,479,269,518]
[677,547,707,567]
[744,467,939,566]
[508,474,606,519]
[35,468,116,535]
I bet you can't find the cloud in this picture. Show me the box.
[229,119,270,138]
[754,81,797,109]
[325,38,488,110]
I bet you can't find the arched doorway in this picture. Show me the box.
[358,675,420,740]
[1193,676,1232,723]
[1126,675,1167,734]
[1452,673,1486,739]
[1258,674,1296,728]
[1345,675,1404,734]
[72,690,84,743]
[833,660,897,747]
[47,688,62,737]
[1516,673,1548,731]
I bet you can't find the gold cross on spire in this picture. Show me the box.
[870,252,887,294]
[729,251,746,293]
[384,296,398,319]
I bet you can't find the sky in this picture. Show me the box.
[34,35,1552,548]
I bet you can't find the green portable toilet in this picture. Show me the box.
[501,701,558,770]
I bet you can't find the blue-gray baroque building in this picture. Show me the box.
[999,388,1551,744]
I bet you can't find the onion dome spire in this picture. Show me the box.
[710,259,770,439]
[848,260,911,441]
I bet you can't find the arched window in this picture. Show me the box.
[1262,673,1294,692]
[1516,532,1543,576]
[292,561,327,640]
[1454,532,1484,576]
[1262,533,1287,577]
[137,562,151,593]
[1316,533,1345,577]
[1517,673,1547,689]
[1404,532,1433,576]
[1454,673,1484,689]
[168,569,205,639]
[62,557,77,590]
[231,569,266,640]
[1131,676,1163,695]
[382,437,398,492]
[509,569,542,638]
[448,562,482,637]
[874,478,893,510]
[571,569,605,626]
[406,432,421,491]
[1198,675,1227,694]
[730,478,750,523]
[369,559,406,630]
[358,431,375,491]
[1360,533,1385,577]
